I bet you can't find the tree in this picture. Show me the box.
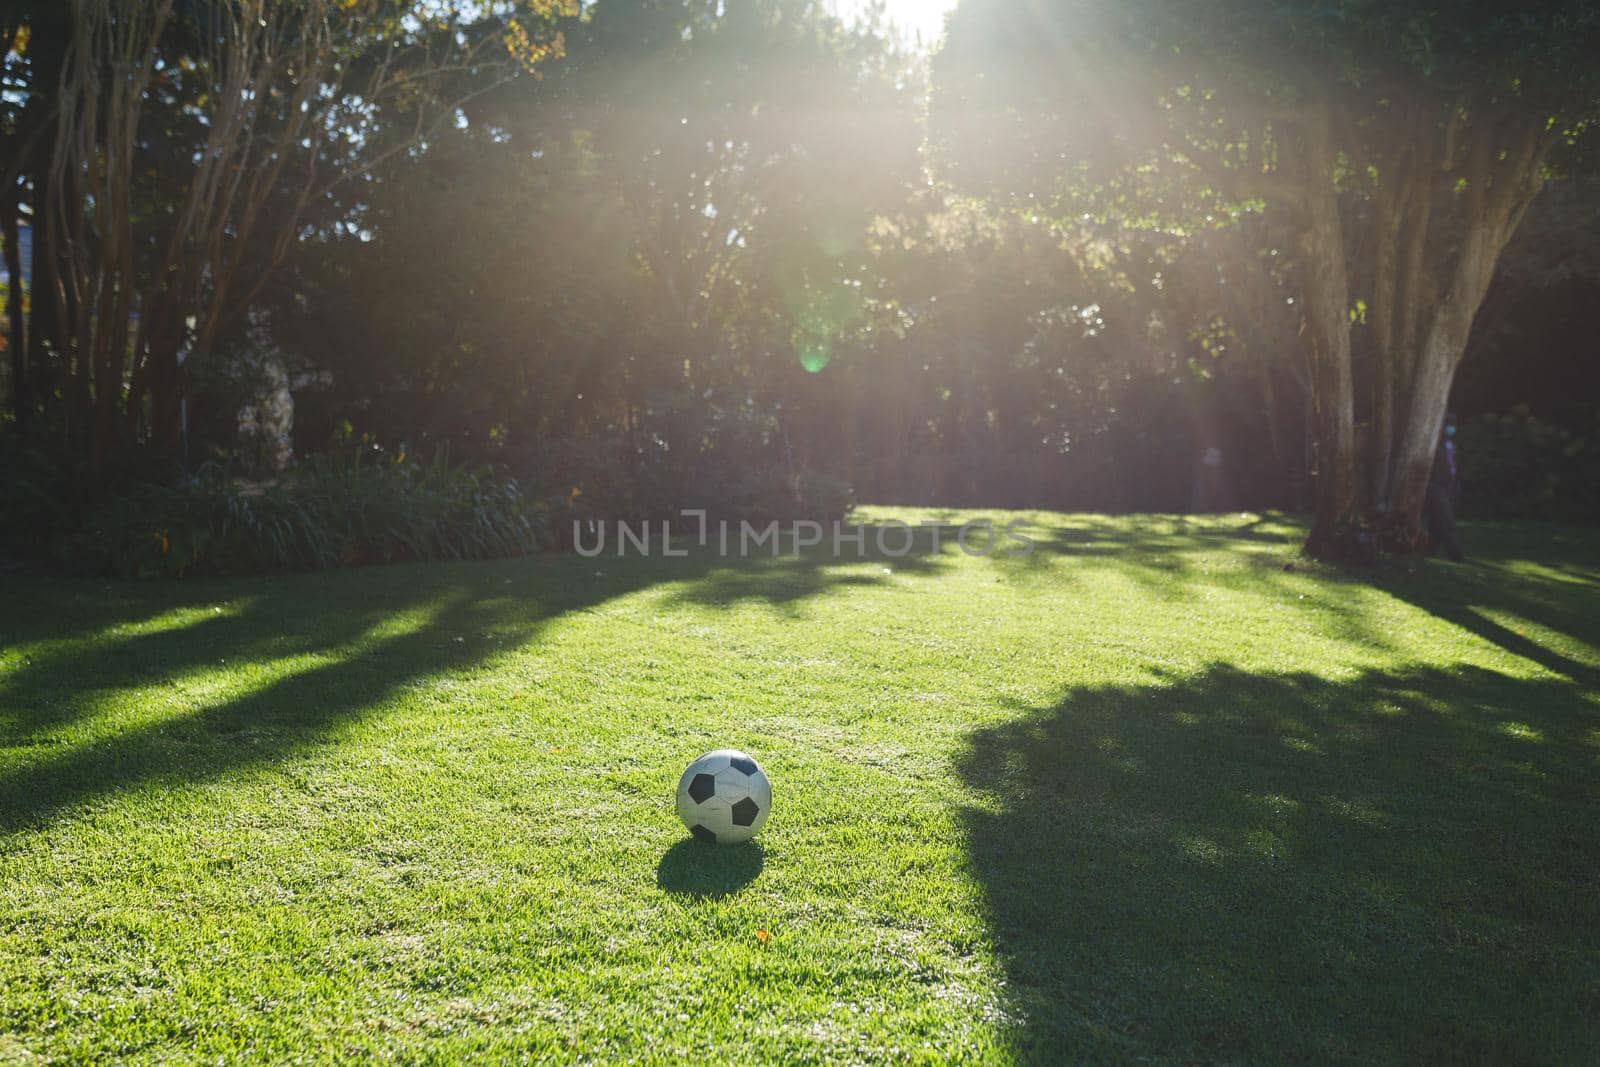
[538,0,920,421]
[932,0,1600,556]
[9,0,569,474]
[263,0,923,502]
[1,2,69,431]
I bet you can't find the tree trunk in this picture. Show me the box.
[2,200,24,427]
[1385,231,1500,543]
[1384,121,1549,546]
[1367,166,1414,508]
[1296,110,1361,559]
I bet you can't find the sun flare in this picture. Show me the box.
[838,0,958,44]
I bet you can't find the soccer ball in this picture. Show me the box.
[675,749,771,845]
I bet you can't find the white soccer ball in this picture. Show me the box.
[675,749,772,845]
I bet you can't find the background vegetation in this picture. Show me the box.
[2,1,1598,576]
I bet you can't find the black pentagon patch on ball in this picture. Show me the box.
[688,773,716,803]
[731,797,760,827]
[728,757,758,776]
[690,824,718,844]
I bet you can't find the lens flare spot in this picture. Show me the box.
[798,340,832,373]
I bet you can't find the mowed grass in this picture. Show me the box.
[2,510,1598,1064]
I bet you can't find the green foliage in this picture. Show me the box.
[7,0,1597,575]
[0,436,71,558]
[624,389,855,522]
[520,405,855,551]
[1459,406,1600,521]
[271,0,920,468]
[66,450,543,579]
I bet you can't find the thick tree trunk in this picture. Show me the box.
[1385,231,1500,542]
[1367,162,1419,508]
[1296,111,1361,559]
[1384,121,1549,546]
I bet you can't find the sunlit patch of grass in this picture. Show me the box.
[1497,720,1545,743]
[1,512,1597,1062]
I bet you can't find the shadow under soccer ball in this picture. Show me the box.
[656,838,765,897]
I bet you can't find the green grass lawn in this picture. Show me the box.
[3,511,1598,1063]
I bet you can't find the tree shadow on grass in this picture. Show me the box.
[0,583,555,834]
[655,838,765,898]
[1013,516,1600,678]
[957,662,1600,1064]
[990,514,1400,652]
[654,524,952,615]
[0,549,901,835]
[1374,526,1600,686]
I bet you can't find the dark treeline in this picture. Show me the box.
[2,1,1598,574]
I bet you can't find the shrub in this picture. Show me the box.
[0,438,73,559]
[514,396,856,550]
[1458,406,1600,522]
[532,448,855,549]
[66,447,544,578]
